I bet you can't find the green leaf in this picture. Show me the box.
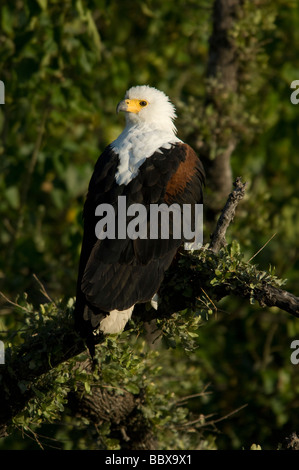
[188,331,199,338]
[125,383,140,395]
[5,186,20,209]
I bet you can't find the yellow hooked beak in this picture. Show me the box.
[116,98,148,114]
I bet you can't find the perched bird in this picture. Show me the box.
[74,85,205,355]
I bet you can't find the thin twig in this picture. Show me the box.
[32,273,54,304]
[181,404,248,429]
[199,287,218,317]
[174,383,212,406]
[248,233,277,262]
[0,291,31,313]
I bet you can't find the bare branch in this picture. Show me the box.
[209,177,247,252]
[252,283,299,319]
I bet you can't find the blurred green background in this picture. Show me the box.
[0,0,299,450]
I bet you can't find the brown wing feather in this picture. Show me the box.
[164,143,205,204]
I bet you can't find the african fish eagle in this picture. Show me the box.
[74,85,205,354]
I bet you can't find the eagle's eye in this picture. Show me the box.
[139,100,148,107]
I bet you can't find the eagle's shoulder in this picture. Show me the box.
[83,145,121,219]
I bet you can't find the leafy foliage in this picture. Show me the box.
[1,295,214,449]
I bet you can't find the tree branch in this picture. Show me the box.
[150,249,299,324]
[209,176,247,252]
[67,360,157,450]
[248,283,299,319]
[199,0,243,214]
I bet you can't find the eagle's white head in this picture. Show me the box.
[113,85,182,185]
[116,85,177,134]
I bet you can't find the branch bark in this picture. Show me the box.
[209,176,247,252]
[68,387,156,450]
[199,0,243,215]
[67,360,157,450]
[248,284,299,319]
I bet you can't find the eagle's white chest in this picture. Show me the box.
[111,124,181,186]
